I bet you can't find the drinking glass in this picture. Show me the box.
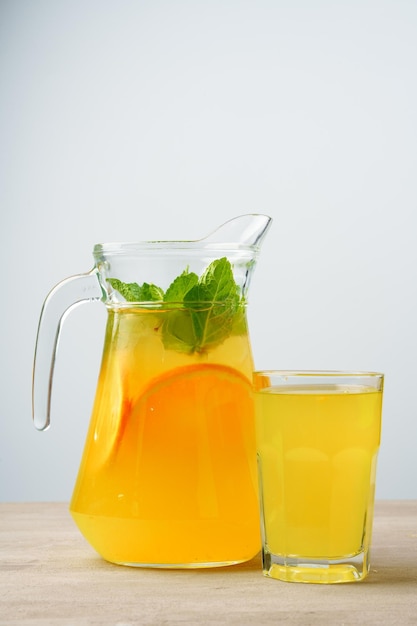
[253,370,384,583]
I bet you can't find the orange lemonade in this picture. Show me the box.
[70,306,260,566]
[255,384,382,561]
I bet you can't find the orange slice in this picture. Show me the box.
[113,363,253,454]
[110,363,255,518]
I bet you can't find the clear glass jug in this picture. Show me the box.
[33,214,272,567]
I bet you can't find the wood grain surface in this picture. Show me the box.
[1,501,416,625]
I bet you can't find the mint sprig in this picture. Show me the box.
[107,257,246,354]
[107,278,164,302]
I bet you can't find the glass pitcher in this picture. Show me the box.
[33,214,272,568]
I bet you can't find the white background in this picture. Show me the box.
[1,0,416,501]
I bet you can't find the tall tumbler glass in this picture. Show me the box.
[253,371,384,584]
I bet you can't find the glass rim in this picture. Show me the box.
[253,370,384,378]
[105,300,247,310]
[93,241,261,258]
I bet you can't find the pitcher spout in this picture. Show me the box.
[201,214,272,249]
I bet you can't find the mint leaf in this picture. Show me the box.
[162,258,241,353]
[140,283,165,301]
[189,257,240,304]
[161,309,196,353]
[185,258,239,352]
[107,278,164,302]
[164,268,198,302]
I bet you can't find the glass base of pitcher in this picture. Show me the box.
[71,509,260,569]
[111,558,249,569]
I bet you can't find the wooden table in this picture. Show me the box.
[1,501,416,625]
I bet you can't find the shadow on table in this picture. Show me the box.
[83,551,417,586]
[365,565,417,586]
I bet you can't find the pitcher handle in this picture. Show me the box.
[32,269,105,431]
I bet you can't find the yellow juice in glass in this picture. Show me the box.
[254,379,382,582]
[70,306,260,566]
